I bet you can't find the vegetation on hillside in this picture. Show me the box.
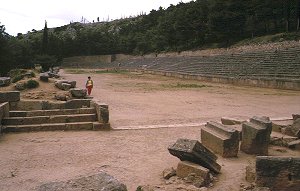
[1,0,300,76]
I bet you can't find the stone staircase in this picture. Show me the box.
[2,108,107,132]
[0,92,110,133]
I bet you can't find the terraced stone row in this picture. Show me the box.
[118,46,300,80]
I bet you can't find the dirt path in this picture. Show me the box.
[0,70,300,191]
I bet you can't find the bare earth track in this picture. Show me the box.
[0,70,300,191]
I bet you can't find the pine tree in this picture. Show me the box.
[42,20,48,54]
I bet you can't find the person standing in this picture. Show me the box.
[86,76,93,95]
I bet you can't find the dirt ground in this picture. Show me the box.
[0,69,300,191]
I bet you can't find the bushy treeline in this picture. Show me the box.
[1,0,300,76]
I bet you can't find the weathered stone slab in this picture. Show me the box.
[0,77,11,86]
[201,121,239,157]
[0,91,20,102]
[37,172,127,191]
[91,100,109,124]
[256,156,300,191]
[70,88,87,98]
[221,117,245,125]
[176,161,210,186]
[65,99,91,109]
[240,116,272,155]
[168,139,221,173]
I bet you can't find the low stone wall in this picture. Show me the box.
[144,70,300,90]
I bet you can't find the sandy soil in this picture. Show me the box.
[0,69,300,191]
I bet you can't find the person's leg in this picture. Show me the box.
[87,86,92,95]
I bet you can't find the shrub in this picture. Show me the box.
[26,79,39,88]
[11,75,24,83]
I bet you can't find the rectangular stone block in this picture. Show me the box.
[65,122,93,130]
[91,100,109,123]
[241,116,272,155]
[168,138,221,173]
[221,117,246,125]
[176,161,210,185]
[0,91,20,102]
[201,121,239,157]
[256,156,300,191]
[93,122,111,131]
[0,102,9,120]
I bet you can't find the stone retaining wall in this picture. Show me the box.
[144,70,300,90]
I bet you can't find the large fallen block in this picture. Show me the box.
[240,116,272,155]
[201,121,239,157]
[256,156,300,191]
[168,138,221,173]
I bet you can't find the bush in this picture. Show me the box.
[26,79,39,88]
[11,75,24,83]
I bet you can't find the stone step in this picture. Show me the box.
[9,108,96,117]
[2,114,97,125]
[2,121,110,132]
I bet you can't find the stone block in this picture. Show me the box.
[0,77,11,86]
[176,161,210,186]
[168,139,221,173]
[15,82,26,90]
[91,100,109,123]
[256,156,300,191]
[70,88,87,98]
[65,99,91,109]
[0,91,20,102]
[0,102,9,120]
[240,116,272,155]
[61,83,71,91]
[93,122,111,131]
[65,122,93,130]
[39,73,49,82]
[221,117,245,125]
[201,121,239,157]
